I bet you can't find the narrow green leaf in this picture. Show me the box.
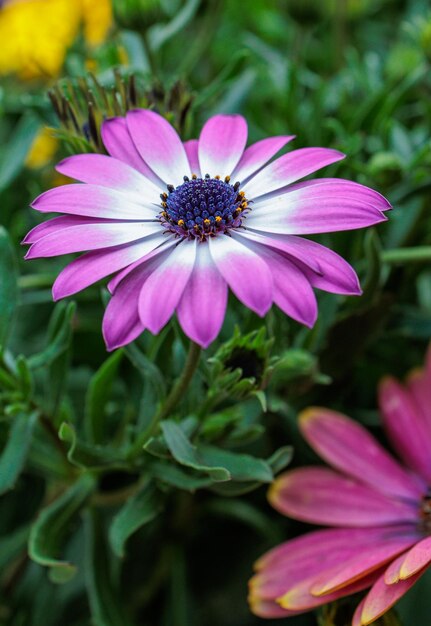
[58,422,122,469]
[0,112,40,192]
[0,524,30,571]
[109,483,163,557]
[84,509,134,626]
[267,446,294,474]
[150,461,214,492]
[0,411,38,495]
[160,420,230,482]
[28,302,76,369]
[85,349,123,443]
[0,227,18,347]
[29,474,95,583]
[148,0,200,51]
[197,445,273,483]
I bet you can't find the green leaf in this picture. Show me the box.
[58,422,123,469]
[150,461,214,492]
[28,302,76,370]
[148,0,201,51]
[197,445,273,483]
[160,420,230,482]
[85,349,124,444]
[84,509,134,626]
[0,411,38,495]
[267,445,294,474]
[109,483,163,557]
[0,524,30,571]
[0,112,40,192]
[28,474,95,583]
[0,227,18,347]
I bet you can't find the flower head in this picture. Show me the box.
[249,347,431,624]
[23,110,390,350]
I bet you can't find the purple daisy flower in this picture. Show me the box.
[23,110,390,350]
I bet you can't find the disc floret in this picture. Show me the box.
[160,175,249,239]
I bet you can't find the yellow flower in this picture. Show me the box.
[25,127,58,169]
[0,0,112,79]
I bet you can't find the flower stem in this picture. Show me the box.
[129,341,202,457]
[382,246,431,263]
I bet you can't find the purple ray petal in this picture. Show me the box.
[246,196,387,235]
[299,408,423,500]
[208,234,273,316]
[398,537,431,580]
[231,135,295,184]
[101,116,165,188]
[198,114,248,177]
[269,467,418,527]
[126,109,190,185]
[359,562,426,625]
[177,243,227,348]
[32,184,159,220]
[379,377,431,483]
[138,239,197,334]
[52,233,168,299]
[25,221,160,258]
[22,216,100,244]
[56,154,161,204]
[183,139,201,178]
[242,147,345,200]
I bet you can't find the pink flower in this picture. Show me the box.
[249,349,431,625]
[23,110,390,350]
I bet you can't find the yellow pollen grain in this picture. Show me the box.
[224,175,230,182]
[177,219,185,227]
[215,174,220,180]
[204,219,211,226]
[215,216,222,223]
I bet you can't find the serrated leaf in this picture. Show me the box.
[0,227,18,347]
[0,113,40,192]
[0,411,38,495]
[29,474,95,583]
[85,349,123,444]
[160,420,230,482]
[109,483,163,557]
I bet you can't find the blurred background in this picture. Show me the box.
[1,1,431,625]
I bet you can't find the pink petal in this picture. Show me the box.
[246,195,387,235]
[208,234,273,316]
[177,243,227,348]
[32,184,158,220]
[310,537,418,596]
[299,408,423,500]
[254,178,391,210]
[101,116,164,188]
[102,250,170,350]
[23,216,99,244]
[249,596,298,618]
[242,148,345,200]
[278,571,379,612]
[198,114,248,177]
[231,135,295,184]
[269,467,418,527]
[238,229,322,274]
[379,377,431,483]
[126,109,190,185]
[398,537,431,581]
[359,561,426,625]
[56,154,161,204]
[352,598,366,626]
[52,233,169,299]
[183,140,201,177]
[25,222,160,258]
[247,241,317,327]
[138,239,197,334]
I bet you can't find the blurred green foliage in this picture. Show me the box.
[1,0,431,625]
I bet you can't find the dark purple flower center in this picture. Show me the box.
[159,175,249,240]
[420,492,431,533]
